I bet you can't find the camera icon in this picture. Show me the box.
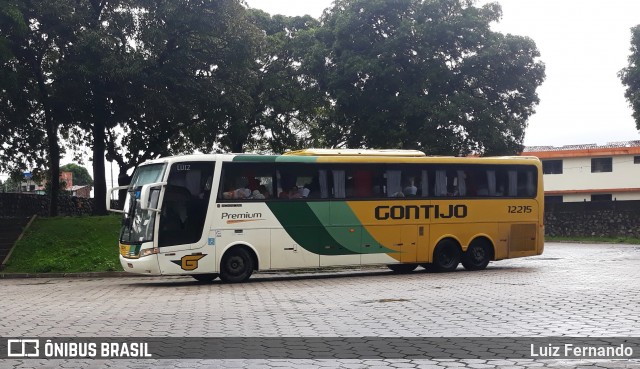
[7,339,40,357]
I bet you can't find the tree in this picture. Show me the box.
[213,10,327,154]
[306,0,545,155]
[620,25,640,130]
[0,170,25,192]
[60,163,93,187]
[0,0,84,215]
[100,0,262,201]
[2,0,269,213]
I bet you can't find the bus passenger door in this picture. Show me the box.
[157,161,215,275]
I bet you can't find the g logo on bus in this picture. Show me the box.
[171,254,206,271]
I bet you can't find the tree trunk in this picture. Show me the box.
[46,118,60,217]
[33,52,59,217]
[92,119,108,215]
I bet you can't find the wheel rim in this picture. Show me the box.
[438,248,456,267]
[471,245,486,264]
[226,255,245,276]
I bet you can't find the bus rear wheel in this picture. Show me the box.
[219,247,254,283]
[387,263,418,273]
[432,239,461,272]
[461,240,492,271]
[192,273,218,283]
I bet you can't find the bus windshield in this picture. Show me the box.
[120,163,166,244]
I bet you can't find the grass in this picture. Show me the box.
[2,215,121,273]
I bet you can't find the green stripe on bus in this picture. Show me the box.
[317,202,395,254]
[275,156,317,163]
[307,202,360,254]
[266,202,357,255]
[232,155,277,162]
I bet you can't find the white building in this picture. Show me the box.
[523,141,640,202]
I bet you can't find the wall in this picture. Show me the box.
[544,200,640,238]
[0,193,94,217]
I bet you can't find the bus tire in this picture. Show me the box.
[387,263,418,273]
[219,247,254,283]
[432,239,461,272]
[461,239,492,271]
[192,273,218,283]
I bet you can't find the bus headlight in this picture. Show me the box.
[139,248,160,257]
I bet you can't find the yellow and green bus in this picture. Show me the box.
[108,149,544,283]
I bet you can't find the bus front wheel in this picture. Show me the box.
[461,240,492,271]
[192,273,218,283]
[432,239,461,272]
[220,247,254,283]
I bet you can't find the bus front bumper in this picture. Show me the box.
[119,254,160,275]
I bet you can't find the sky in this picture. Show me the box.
[245,0,640,148]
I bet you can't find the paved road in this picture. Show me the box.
[1,242,639,368]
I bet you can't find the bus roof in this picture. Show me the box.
[138,153,540,167]
[284,149,427,157]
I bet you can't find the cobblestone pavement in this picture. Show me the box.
[1,242,639,368]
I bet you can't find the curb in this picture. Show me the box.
[0,266,392,280]
[0,271,152,279]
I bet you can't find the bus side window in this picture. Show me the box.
[220,163,274,201]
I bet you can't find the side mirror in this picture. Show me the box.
[106,186,129,214]
[139,182,166,212]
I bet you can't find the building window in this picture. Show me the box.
[634,156,640,164]
[591,157,612,173]
[544,195,563,203]
[591,194,612,202]
[542,160,563,174]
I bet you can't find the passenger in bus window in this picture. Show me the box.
[278,186,299,199]
[288,186,302,199]
[222,185,251,199]
[301,185,311,198]
[258,185,270,199]
[403,180,417,197]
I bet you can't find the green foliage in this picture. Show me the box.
[1,0,548,209]
[224,10,326,154]
[305,0,545,155]
[0,0,88,214]
[60,163,93,186]
[99,0,263,196]
[2,216,121,273]
[620,25,640,130]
